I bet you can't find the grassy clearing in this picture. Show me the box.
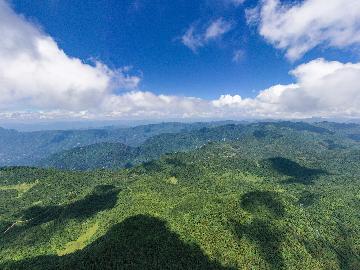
[57,223,99,256]
[0,181,38,198]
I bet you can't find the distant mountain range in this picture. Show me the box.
[37,121,360,171]
[0,121,236,166]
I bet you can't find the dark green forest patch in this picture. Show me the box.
[266,157,327,184]
[2,215,233,270]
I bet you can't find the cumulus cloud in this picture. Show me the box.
[58,58,360,120]
[101,58,360,119]
[181,18,233,52]
[247,0,360,60]
[101,91,211,118]
[212,58,360,118]
[0,1,140,111]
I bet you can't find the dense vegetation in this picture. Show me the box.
[0,121,360,269]
[39,124,247,170]
[0,121,231,166]
[39,121,360,171]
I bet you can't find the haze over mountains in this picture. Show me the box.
[0,122,233,166]
[1,120,360,170]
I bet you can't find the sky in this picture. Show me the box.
[1,0,360,121]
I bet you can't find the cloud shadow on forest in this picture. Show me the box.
[23,185,120,227]
[231,190,286,270]
[267,157,327,185]
[2,214,234,270]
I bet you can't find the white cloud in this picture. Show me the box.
[213,94,244,108]
[204,18,233,40]
[212,58,360,118]
[181,18,233,52]
[0,1,140,111]
[85,58,360,119]
[109,58,360,119]
[227,0,246,7]
[181,25,204,52]
[232,49,245,63]
[248,0,360,60]
[101,91,210,118]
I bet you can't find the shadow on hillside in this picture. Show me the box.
[253,130,283,140]
[240,191,285,218]
[233,219,284,270]
[332,223,360,270]
[232,191,286,270]
[22,185,120,227]
[348,134,360,142]
[166,157,204,183]
[2,215,234,270]
[298,191,319,207]
[267,157,327,185]
[302,222,360,270]
[320,139,346,150]
[166,157,187,167]
[141,160,163,173]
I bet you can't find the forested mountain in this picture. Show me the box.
[0,121,233,166]
[2,120,360,169]
[39,142,136,170]
[40,121,360,171]
[39,124,246,170]
[1,121,360,269]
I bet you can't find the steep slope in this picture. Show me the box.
[1,127,359,269]
[39,143,135,170]
[316,121,360,142]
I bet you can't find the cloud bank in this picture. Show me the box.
[213,58,360,118]
[247,0,360,60]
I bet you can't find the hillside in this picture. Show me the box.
[40,121,360,171]
[38,143,136,170]
[0,121,231,166]
[39,124,246,170]
[1,123,360,269]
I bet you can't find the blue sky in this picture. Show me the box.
[11,0,291,99]
[1,0,360,120]
[11,0,358,98]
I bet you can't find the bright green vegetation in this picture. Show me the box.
[39,143,135,170]
[0,122,360,269]
[57,223,99,256]
[0,181,38,198]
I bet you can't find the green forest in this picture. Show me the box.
[0,121,360,269]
